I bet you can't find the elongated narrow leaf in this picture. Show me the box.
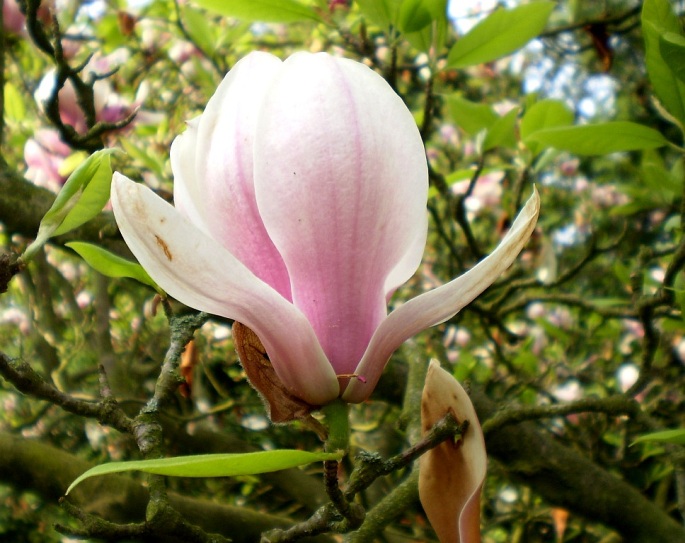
[526,122,668,155]
[447,2,555,69]
[65,242,161,291]
[194,0,322,23]
[67,449,344,495]
[642,0,685,123]
[659,32,685,85]
[632,428,685,446]
[24,149,117,260]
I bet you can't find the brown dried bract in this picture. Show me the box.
[419,360,487,543]
[232,321,318,425]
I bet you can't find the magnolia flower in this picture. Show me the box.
[3,0,26,36]
[24,129,72,191]
[35,50,160,135]
[111,51,540,406]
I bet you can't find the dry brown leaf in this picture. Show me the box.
[179,338,198,398]
[232,321,317,424]
[419,359,487,543]
[551,507,569,543]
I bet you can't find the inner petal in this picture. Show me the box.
[178,52,292,299]
[254,52,428,375]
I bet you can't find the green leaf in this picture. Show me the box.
[182,4,218,55]
[659,32,685,85]
[119,138,165,181]
[445,94,499,135]
[632,429,685,446]
[521,99,574,140]
[521,99,575,155]
[193,0,323,23]
[445,95,517,150]
[641,149,682,200]
[4,82,26,122]
[67,450,344,495]
[642,0,685,123]
[24,149,117,260]
[65,242,161,292]
[525,122,668,155]
[356,0,402,30]
[483,106,519,150]
[446,1,555,69]
[400,0,449,52]
[398,0,432,33]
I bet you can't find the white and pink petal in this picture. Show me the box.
[254,52,428,377]
[111,173,339,405]
[343,188,540,402]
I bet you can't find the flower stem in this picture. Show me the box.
[322,399,350,454]
[320,400,364,527]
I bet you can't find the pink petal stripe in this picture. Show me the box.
[254,52,428,376]
[173,52,292,299]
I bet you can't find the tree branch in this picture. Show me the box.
[0,431,334,543]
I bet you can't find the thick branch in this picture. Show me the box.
[471,387,685,543]
[0,431,334,543]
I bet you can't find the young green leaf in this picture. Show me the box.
[446,94,499,135]
[193,0,323,23]
[4,82,26,122]
[181,4,218,56]
[642,0,685,123]
[525,122,668,155]
[356,0,402,31]
[659,32,685,85]
[521,99,575,155]
[483,107,519,151]
[400,0,449,52]
[65,242,161,292]
[66,449,344,495]
[398,0,432,33]
[23,149,117,260]
[446,2,555,69]
[632,429,685,446]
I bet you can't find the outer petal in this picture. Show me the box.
[172,51,291,299]
[111,173,339,405]
[343,188,540,402]
[171,117,211,235]
[419,360,486,543]
[254,52,428,376]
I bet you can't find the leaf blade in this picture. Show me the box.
[446,2,555,69]
[632,429,685,446]
[193,0,323,23]
[67,450,344,495]
[65,241,161,291]
[525,122,668,155]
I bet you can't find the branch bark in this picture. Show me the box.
[0,431,334,543]
[0,160,128,256]
[471,387,685,543]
